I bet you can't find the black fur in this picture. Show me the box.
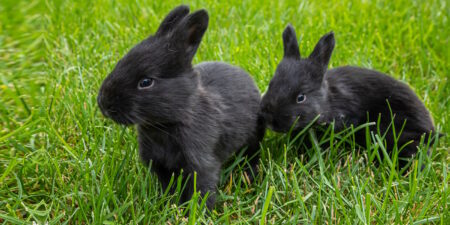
[261,25,436,167]
[97,5,264,209]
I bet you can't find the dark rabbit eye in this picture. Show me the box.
[138,78,154,89]
[296,94,306,103]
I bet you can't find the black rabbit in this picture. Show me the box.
[97,5,264,209]
[261,24,437,168]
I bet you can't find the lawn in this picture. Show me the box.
[0,0,448,224]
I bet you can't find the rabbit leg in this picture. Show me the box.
[196,167,220,209]
[397,131,433,169]
[152,162,175,192]
[178,165,220,210]
[243,143,260,183]
[244,116,265,182]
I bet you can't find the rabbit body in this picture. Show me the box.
[261,25,435,167]
[97,5,264,209]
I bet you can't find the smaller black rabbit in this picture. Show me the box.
[261,24,437,168]
[97,5,264,209]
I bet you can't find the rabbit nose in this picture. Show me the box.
[97,97,110,118]
[261,108,273,125]
[97,92,115,118]
[97,93,103,108]
[261,102,275,115]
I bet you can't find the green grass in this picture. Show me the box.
[0,0,448,224]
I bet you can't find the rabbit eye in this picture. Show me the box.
[138,78,154,89]
[296,94,306,103]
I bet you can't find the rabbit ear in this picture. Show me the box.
[172,9,209,62]
[309,32,335,71]
[282,24,301,59]
[156,5,190,36]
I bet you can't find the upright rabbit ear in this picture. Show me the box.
[309,32,335,71]
[282,24,301,59]
[172,9,209,62]
[156,5,190,36]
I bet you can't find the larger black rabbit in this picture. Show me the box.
[261,24,437,168]
[97,5,264,209]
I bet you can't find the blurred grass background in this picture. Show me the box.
[0,0,448,224]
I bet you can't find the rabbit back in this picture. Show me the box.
[325,66,435,153]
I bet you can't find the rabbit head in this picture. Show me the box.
[97,5,209,126]
[261,25,335,132]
